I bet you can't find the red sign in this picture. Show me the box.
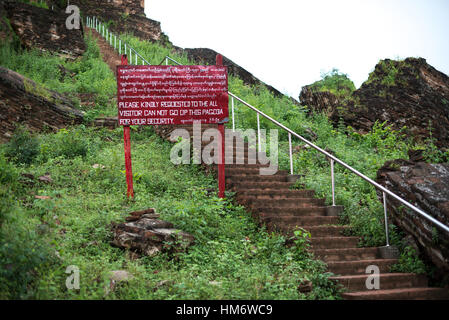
[117,65,228,125]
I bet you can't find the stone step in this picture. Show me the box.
[257,204,332,217]
[238,197,323,209]
[330,273,428,292]
[341,287,449,300]
[231,181,294,190]
[223,157,263,165]
[311,236,360,249]
[226,168,289,176]
[258,207,326,222]
[248,198,326,208]
[326,259,398,276]
[313,247,379,262]
[302,225,350,237]
[222,163,273,169]
[261,215,340,227]
[228,147,258,153]
[194,141,252,149]
[238,189,315,199]
[226,175,288,183]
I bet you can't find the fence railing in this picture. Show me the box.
[85,16,449,246]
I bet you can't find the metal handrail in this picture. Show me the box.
[86,16,449,242]
[87,16,151,66]
[228,92,449,236]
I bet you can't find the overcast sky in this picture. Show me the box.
[144,0,449,99]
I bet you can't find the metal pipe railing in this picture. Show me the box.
[231,97,235,132]
[288,132,293,175]
[383,192,390,246]
[86,16,449,243]
[228,91,449,236]
[88,17,151,65]
[330,159,335,207]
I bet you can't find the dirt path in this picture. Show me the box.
[86,27,122,77]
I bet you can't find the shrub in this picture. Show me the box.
[4,125,40,165]
[0,207,56,299]
[390,246,427,275]
[40,127,89,160]
[308,68,356,99]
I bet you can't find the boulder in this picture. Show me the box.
[0,67,84,142]
[111,208,194,257]
[376,161,449,277]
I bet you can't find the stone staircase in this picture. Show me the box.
[170,124,449,300]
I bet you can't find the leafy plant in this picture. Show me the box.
[308,68,356,100]
[390,246,426,275]
[421,121,449,163]
[4,125,40,165]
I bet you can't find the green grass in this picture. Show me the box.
[0,125,340,300]
[17,0,50,9]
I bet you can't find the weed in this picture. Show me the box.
[4,125,40,165]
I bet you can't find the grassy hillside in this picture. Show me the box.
[0,31,340,300]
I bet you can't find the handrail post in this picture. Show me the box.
[165,56,168,65]
[331,159,335,206]
[383,192,390,246]
[231,96,235,132]
[288,132,293,175]
[257,113,261,152]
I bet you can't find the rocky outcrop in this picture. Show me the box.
[329,58,449,148]
[0,67,84,142]
[2,1,85,58]
[0,1,13,42]
[111,208,194,257]
[69,0,168,44]
[50,0,145,16]
[299,86,341,115]
[376,160,449,278]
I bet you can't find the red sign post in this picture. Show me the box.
[117,55,228,198]
[120,54,134,199]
